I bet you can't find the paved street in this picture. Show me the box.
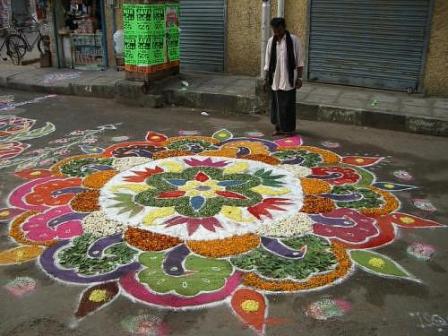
[0,89,447,336]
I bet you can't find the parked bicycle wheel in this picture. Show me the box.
[6,34,27,65]
[37,35,45,54]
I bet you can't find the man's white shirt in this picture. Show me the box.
[264,34,305,91]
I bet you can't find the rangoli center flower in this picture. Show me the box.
[100,156,305,240]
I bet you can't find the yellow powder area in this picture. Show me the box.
[30,171,42,176]
[0,210,10,217]
[241,299,260,313]
[399,216,415,225]
[0,245,44,265]
[368,257,385,269]
[89,289,108,303]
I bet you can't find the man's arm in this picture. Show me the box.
[294,36,305,88]
[264,37,272,76]
[263,38,272,90]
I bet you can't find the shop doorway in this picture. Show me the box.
[55,0,108,70]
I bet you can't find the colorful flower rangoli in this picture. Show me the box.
[0,130,444,334]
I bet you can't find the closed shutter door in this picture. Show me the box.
[179,0,225,72]
[308,0,431,92]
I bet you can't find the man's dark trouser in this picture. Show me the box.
[270,89,297,133]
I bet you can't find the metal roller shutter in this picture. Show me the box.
[179,0,225,72]
[308,0,432,92]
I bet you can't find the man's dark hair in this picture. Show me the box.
[271,17,286,28]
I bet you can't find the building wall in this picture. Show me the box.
[109,0,448,96]
[104,3,117,67]
[424,0,448,96]
[226,0,308,76]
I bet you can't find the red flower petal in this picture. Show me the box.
[123,166,164,183]
[215,191,247,200]
[248,198,292,220]
[158,190,186,199]
[145,131,168,144]
[231,288,267,334]
[387,213,443,228]
[165,216,222,236]
[194,172,209,182]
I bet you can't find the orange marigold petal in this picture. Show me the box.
[82,170,117,189]
[124,227,182,251]
[187,234,261,258]
[300,178,332,195]
[70,190,100,212]
[244,154,280,165]
[301,195,336,214]
[200,148,238,158]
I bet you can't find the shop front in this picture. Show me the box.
[1,0,48,28]
[51,0,108,70]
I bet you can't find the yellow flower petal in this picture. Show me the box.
[109,183,152,193]
[221,206,254,223]
[160,161,183,173]
[0,245,44,265]
[143,207,175,226]
[223,162,249,175]
[251,185,290,196]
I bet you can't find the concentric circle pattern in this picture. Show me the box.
[1,129,443,329]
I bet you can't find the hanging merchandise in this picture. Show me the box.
[123,2,180,76]
[113,29,124,56]
[0,0,11,29]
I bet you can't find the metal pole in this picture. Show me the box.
[277,0,285,17]
[260,0,271,77]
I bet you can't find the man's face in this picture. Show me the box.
[272,26,286,39]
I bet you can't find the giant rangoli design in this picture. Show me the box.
[0,129,444,334]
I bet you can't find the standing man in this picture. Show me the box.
[264,18,304,136]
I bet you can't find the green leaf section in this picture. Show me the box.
[139,252,233,296]
[273,150,322,167]
[167,139,217,152]
[58,234,137,276]
[111,193,144,217]
[60,158,113,177]
[332,185,384,209]
[350,250,414,280]
[253,168,286,187]
[231,235,337,280]
[353,166,375,187]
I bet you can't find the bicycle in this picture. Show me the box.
[5,17,46,65]
[0,25,17,62]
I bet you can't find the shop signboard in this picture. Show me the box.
[123,3,180,71]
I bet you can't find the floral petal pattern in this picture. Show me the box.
[1,128,443,325]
